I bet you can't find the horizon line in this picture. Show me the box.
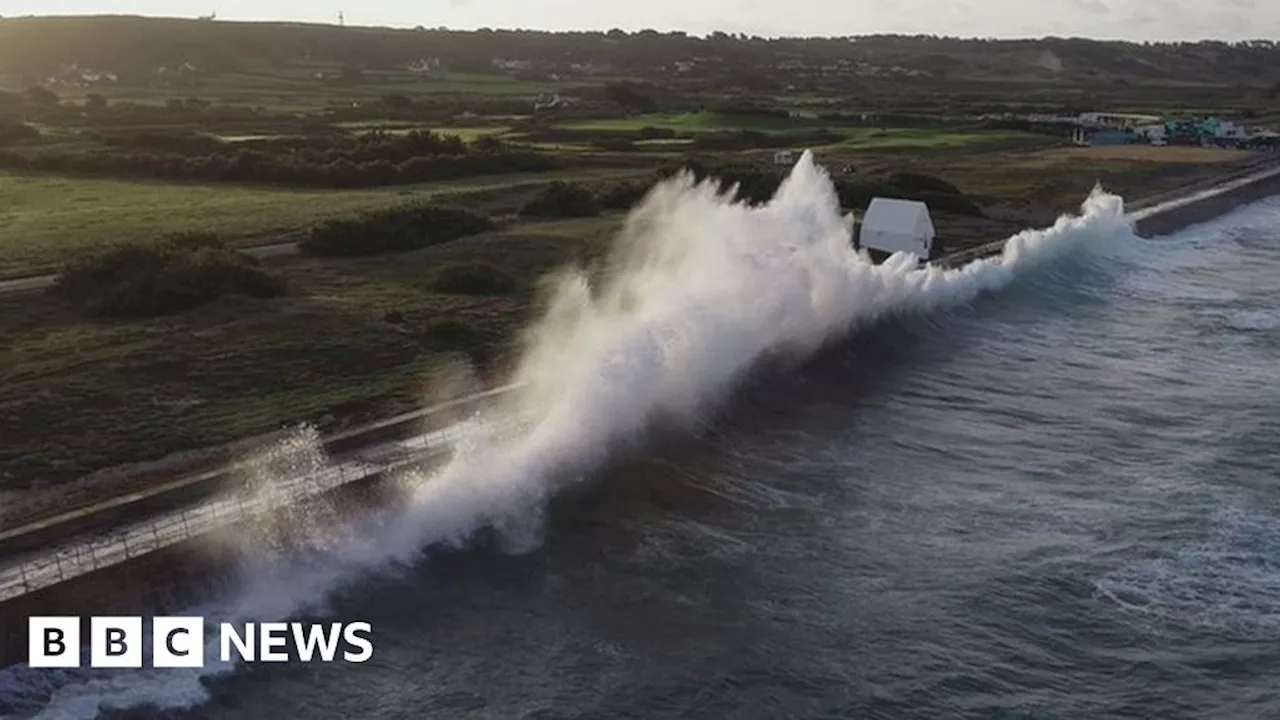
[0,12,1271,45]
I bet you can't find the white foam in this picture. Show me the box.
[1094,505,1280,639]
[1227,309,1280,332]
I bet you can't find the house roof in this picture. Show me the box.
[862,197,935,236]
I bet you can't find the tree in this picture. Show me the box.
[381,93,412,109]
[605,82,657,112]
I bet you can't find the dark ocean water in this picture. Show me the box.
[10,196,1280,720]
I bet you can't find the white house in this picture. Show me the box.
[773,149,795,166]
[859,198,935,261]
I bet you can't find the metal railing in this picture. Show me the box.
[0,422,473,602]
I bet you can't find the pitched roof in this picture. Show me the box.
[862,197,935,236]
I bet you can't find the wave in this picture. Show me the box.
[2,151,1136,720]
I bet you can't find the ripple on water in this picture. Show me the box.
[1093,505,1280,640]
[1225,309,1280,332]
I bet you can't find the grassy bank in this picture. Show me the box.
[0,213,625,491]
[0,168,636,277]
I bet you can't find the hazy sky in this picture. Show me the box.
[1,0,1275,41]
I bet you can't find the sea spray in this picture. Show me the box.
[2,151,1135,720]
[376,153,1131,564]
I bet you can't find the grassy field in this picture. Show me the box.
[30,69,563,111]
[0,212,627,497]
[837,128,1049,151]
[928,147,1260,211]
[556,113,1054,152]
[557,111,829,133]
[0,168,639,278]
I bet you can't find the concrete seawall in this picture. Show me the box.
[1130,163,1280,237]
[2,162,1278,669]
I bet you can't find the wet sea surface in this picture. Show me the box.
[13,197,1280,720]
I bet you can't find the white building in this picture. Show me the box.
[859,198,935,261]
[773,149,795,166]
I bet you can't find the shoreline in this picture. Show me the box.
[1,161,1278,667]
[4,160,1278,542]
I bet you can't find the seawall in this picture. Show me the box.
[1129,163,1280,237]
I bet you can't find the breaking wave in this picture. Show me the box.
[4,151,1136,719]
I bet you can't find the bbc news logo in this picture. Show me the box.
[29,617,373,668]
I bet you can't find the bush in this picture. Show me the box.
[160,230,224,249]
[636,126,677,140]
[591,137,636,151]
[912,191,984,217]
[0,129,558,189]
[431,262,518,295]
[299,205,493,257]
[423,319,481,347]
[520,182,600,218]
[0,119,39,146]
[886,171,962,196]
[597,181,650,211]
[56,240,284,318]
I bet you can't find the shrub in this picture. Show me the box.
[0,119,39,146]
[519,182,600,218]
[431,262,518,296]
[423,319,480,347]
[597,181,649,211]
[591,137,636,151]
[299,205,493,257]
[886,171,963,196]
[160,230,224,249]
[56,240,284,318]
[0,129,557,189]
[636,126,677,140]
[912,191,984,217]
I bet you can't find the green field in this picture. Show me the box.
[0,168,638,277]
[0,213,626,497]
[556,111,812,133]
[556,112,1052,152]
[837,128,1049,151]
[29,70,562,112]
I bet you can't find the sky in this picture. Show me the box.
[0,0,1276,41]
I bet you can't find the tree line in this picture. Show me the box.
[0,130,558,188]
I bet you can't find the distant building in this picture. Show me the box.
[1136,123,1167,145]
[491,58,532,72]
[533,93,564,111]
[859,198,935,262]
[773,149,795,166]
[1088,130,1135,147]
[405,58,441,74]
[1079,112,1161,129]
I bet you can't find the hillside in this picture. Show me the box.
[1,15,1279,92]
